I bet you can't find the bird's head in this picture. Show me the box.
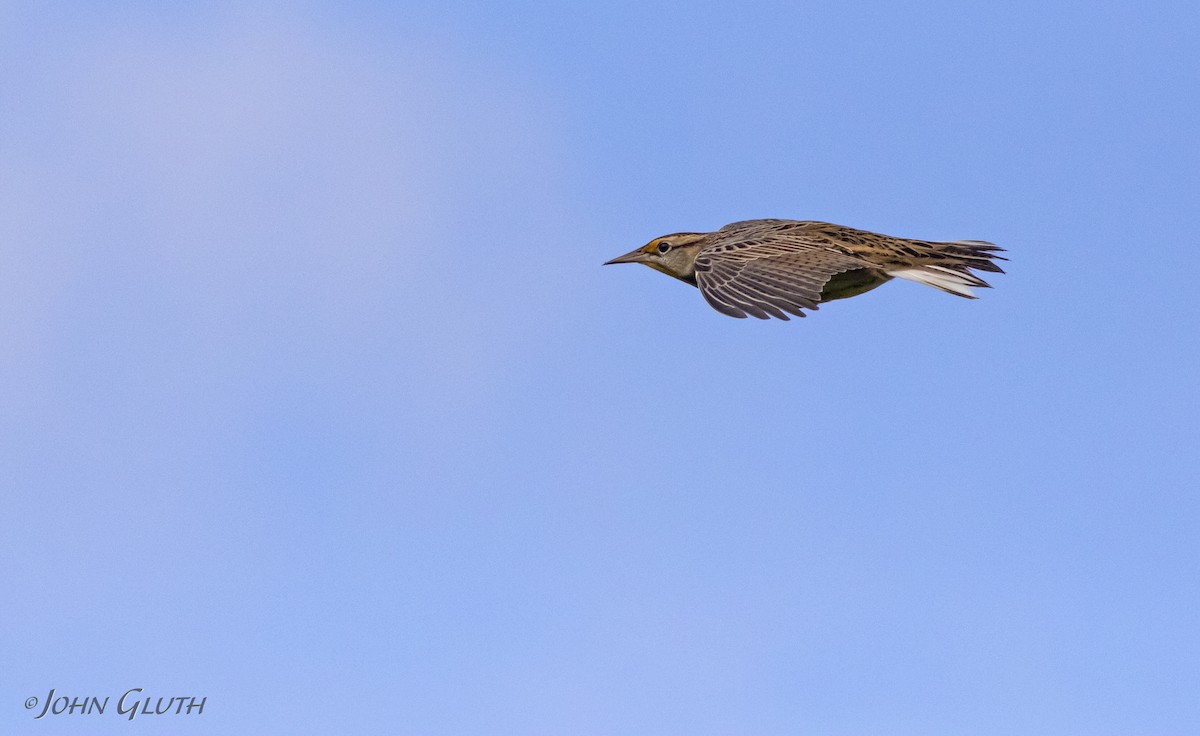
[603,232,709,283]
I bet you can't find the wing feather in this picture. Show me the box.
[694,226,874,320]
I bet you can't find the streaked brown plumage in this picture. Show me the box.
[603,219,1005,320]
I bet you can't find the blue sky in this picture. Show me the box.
[2,1,1198,734]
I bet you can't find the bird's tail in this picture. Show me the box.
[886,239,1006,299]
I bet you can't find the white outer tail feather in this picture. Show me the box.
[887,267,979,298]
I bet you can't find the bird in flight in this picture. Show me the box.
[604,219,1005,320]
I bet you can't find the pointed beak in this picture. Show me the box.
[603,248,649,266]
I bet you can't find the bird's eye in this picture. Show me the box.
[657,241,672,254]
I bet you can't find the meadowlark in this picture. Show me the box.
[604,219,1005,320]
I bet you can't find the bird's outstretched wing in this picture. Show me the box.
[694,222,876,320]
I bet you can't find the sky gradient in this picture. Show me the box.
[2,1,1198,734]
